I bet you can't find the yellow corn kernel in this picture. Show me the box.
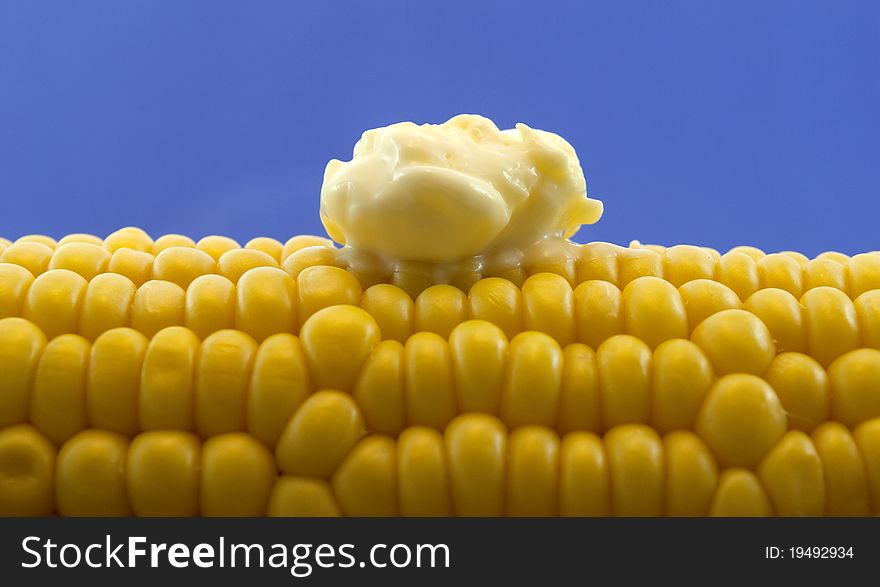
[107,248,154,287]
[126,431,200,516]
[849,253,880,298]
[245,237,283,262]
[0,263,34,318]
[398,427,451,516]
[622,276,688,349]
[281,235,336,262]
[828,348,880,428]
[524,246,576,286]
[597,334,651,428]
[297,265,362,328]
[234,266,296,342]
[151,246,216,288]
[201,432,275,517]
[664,431,718,516]
[350,255,393,291]
[696,374,786,468]
[853,419,880,514]
[184,274,235,339]
[450,269,486,301]
[804,258,847,292]
[618,247,663,289]
[275,390,365,477]
[57,233,102,247]
[282,245,344,280]
[0,237,8,248]
[522,273,575,346]
[855,290,880,349]
[131,280,185,338]
[781,251,810,267]
[196,235,241,262]
[443,325,503,419]
[743,288,805,353]
[558,343,601,434]
[467,277,523,341]
[717,251,759,301]
[758,431,825,517]
[559,432,609,516]
[300,305,380,392]
[812,422,869,516]
[352,340,405,436]
[487,269,525,296]
[758,253,803,298]
[195,330,257,438]
[79,273,136,341]
[104,226,152,253]
[663,245,716,287]
[446,414,506,516]
[801,286,859,368]
[404,331,456,429]
[56,430,130,516]
[691,309,775,375]
[652,339,714,433]
[817,251,850,265]
[47,242,111,281]
[764,352,829,432]
[15,234,56,249]
[573,280,624,349]
[1,242,54,276]
[30,334,90,446]
[87,328,147,436]
[709,469,773,516]
[506,426,560,516]
[16,235,57,248]
[23,269,88,339]
[218,248,279,284]
[731,246,765,259]
[247,333,310,447]
[332,435,398,516]
[268,476,341,517]
[151,234,196,255]
[485,266,527,292]
[0,424,55,516]
[678,279,742,332]
[390,261,435,299]
[605,424,664,516]
[501,331,562,429]
[576,242,619,284]
[704,246,722,264]
[415,284,467,339]
[139,326,199,430]
[0,318,46,428]
[360,284,414,342]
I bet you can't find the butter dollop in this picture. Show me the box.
[320,114,603,268]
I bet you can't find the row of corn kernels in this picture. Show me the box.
[4,260,880,362]
[3,415,880,516]
[0,228,332,267]
[3,306,879,452]
[3,229,880,299]
[599,242,880,299]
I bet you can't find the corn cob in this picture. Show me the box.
[1,230,880,517]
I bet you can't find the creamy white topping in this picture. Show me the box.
[320,114,603,275]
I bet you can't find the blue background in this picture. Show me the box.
[1,1,877,256]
